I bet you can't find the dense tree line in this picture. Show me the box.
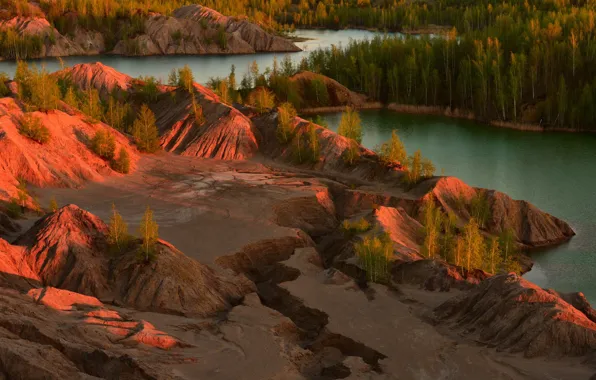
[305,27,596,130]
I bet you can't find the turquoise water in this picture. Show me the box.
[320,110,596,302]
[0,29,395,83]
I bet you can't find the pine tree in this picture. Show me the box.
[337,106,362,165]
[49,196,58,212]
[421,195,443,258]
[308,122,320,162]
[277,102,297,144]
[484,236,502,274]
[132,105,160,153]
[108,203,130,253]
[463,218,484,272]
[377,129,407,165]
[138,206,159,262]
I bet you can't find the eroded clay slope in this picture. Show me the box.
[0,98,138,202]
[12,205,253,316]
[435,273,596,358]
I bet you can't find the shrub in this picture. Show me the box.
[247,87,275,114]
[377,130,406,165]
[90,130,116,160]
[18,114,50,144]
[355,233,393,284]
[277,102,297,143]
[341,217,371,236]
[112,147,131,174]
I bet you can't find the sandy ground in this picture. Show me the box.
[19,153,596,380]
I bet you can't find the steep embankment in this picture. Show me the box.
[0,97,138,203]
[0,5,299,60]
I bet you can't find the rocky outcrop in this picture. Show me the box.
[0,98,138,203]
[0,286,187,379]
[393,259,489,291]
[0,16,104,59]
[112,5,300,56]
[423,176,575,247]
[290,71,369,109]
[1,5,297,60]
[435,273,596,357]
[12,205,253,316]
[0,211,19,237]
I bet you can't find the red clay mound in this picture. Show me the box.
[0,98,138,202]
[56,62,134,98]
[435,273,596,357]
[421,176,575,247]
[289,71,368,108]
[155,87,259,160]
[12,204,253,316]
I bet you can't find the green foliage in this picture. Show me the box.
[377,130,407,165]
[277,102,297,144]
[217,25,228,50]
[421,195,443,258]
[104,97,133,132]
[0,29,43,59]
[471,190,491,229]
[337,107,362,165]
[341,217,371,236]
[48,196,58,213]
[355,233,393,284]
[108,203,131,254]
[112,147,131,174]
[248,87,275,114]
[80,88,103,122]
[18,113,50,144]
[138,76,160,102]
[307,77,329,107]
[16,179,29,211]
[132,105,160,153]
[402,150,435,186]
[90,129,116,161]
[307,122,320,163]
[14,62,60,110]
[138,206,159,262]
[0,72,10,97]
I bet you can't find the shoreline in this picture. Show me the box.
[300,102,596,134]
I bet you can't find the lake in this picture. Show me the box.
[1,28,594,303]
[0,29,395,83]
[319,110,596,303]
